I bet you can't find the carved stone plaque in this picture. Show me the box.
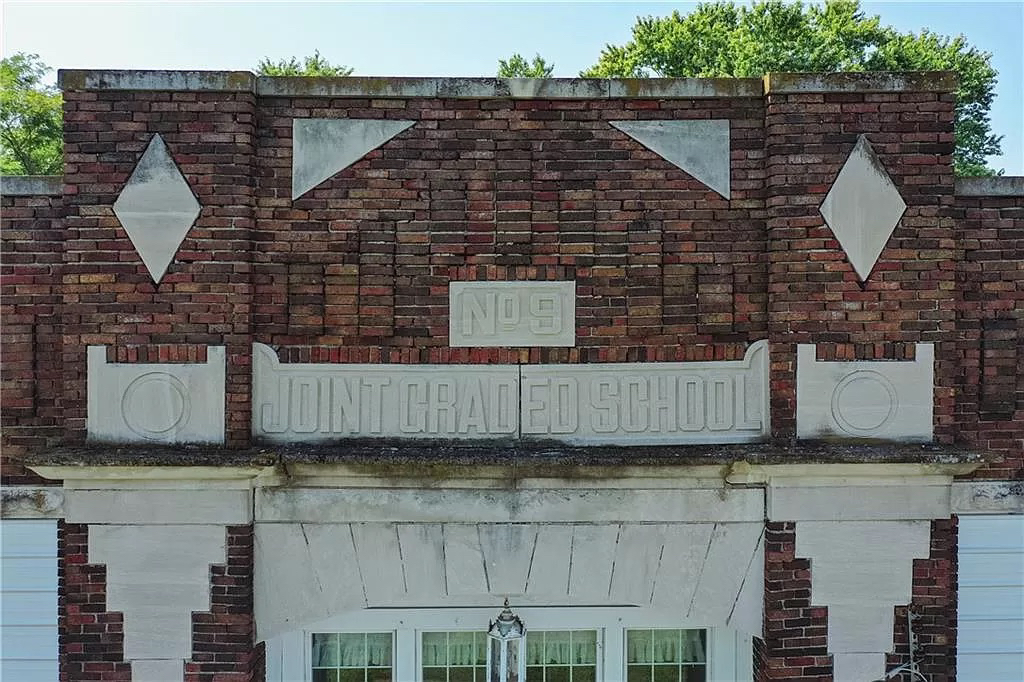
[87,346,225,444]
[253,343,519,441]
[449,281,575,347]
[796,343,933,441]
[521,340,769,444]
[252,341,770,445]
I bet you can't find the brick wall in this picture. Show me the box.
[4,71,1023,682]
[885,518,958,681]
[1,179,64,484]
[954,180,1024,479]
[761,522,832,681]
[763,74,959,441]
[60,87,257,446]
[253,93,767,364]
[59,521,130,682]
[187,525,256,682]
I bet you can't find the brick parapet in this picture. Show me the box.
[1,190,64,483]
[59,87,257,445]
[764,86,959,440]
[953,181,1024,479]
[253,93,768,360]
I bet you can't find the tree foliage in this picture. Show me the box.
[581,0,1001,175]
[1,53,63,175]
[497,53,555,78]
[256,50,353,77]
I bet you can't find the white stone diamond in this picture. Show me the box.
[112,134,201,284]
[819,135,906,281]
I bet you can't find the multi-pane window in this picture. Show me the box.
[312,633,394,682]
[525,630,598,682]
[625,629,706,682]
[422,631,489,682]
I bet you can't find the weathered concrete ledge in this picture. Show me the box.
[1,486,64,518]
[58,69,764,98]
[956,176,1024,196]
[764,71,956,94]
[1,175,62,196]
[26,440,992,471]
[58,69,256,92]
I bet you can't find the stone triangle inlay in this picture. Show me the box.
[112,134,201,284]
[819,135,907,281]
[292,118,416,199]
[610,119,731,198]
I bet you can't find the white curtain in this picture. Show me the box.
[526,631,597,666]
[312,633,392,668]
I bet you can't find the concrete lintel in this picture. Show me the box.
[955,176,1024,196]
[58,69,257,92]
[727,460,981,486]
[66,488,252,524]
[0,485,65,518]
[764,71,956,94]
[1,175,62,196]
[952,480,1024,514]
[256,486,764,523]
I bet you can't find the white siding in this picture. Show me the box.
[958,515,1024,682]
[0,519,58,681]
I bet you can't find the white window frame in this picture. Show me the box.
[267,607,751,682]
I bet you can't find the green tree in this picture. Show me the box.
[256,50,353,77]
[582,0,1002,176]
[1,53,63,175]
[497,53,554,78]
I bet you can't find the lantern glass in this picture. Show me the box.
[486,600,526,682]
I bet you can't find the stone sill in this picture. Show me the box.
[57,69,955,98]
[0,175,62,196]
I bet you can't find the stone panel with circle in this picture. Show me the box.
[87,346,225,444]
[796,344,933,441]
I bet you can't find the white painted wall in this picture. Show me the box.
[0,520,58,681]
[958,515,1024,681]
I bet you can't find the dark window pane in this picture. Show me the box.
[572,667,596,682]
[313,670,339,682]
[545,666,570,682]
[653,665,679,682]
[423,667,447,682]
[627,666,651,682]
[338,670,364,682]
[450,666,474,682]
[525,669,544,682]
[367,672,392,682]
[682,666,706,682]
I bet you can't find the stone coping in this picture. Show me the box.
[58,69,954,98]
[763,71,956,93]
[956,176,1024,196]
[1,175,62,196]
[26,440,991,470]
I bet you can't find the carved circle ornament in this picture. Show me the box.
[830,370,898,435]
[121,372,191,439]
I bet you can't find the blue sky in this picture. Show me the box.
[3,1,1021,173]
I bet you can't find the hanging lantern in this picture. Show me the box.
[486,599,526,682]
